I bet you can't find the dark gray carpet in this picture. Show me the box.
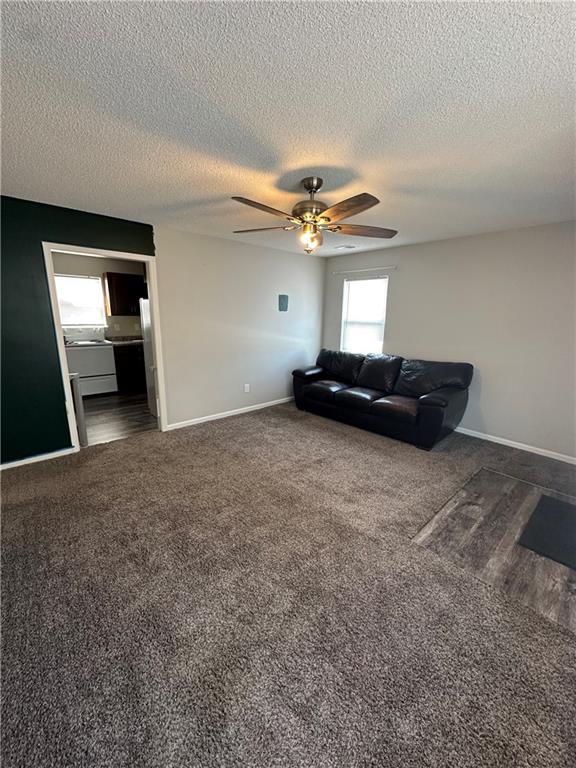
[2,403,576,767]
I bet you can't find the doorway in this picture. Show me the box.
[43,242,167,450]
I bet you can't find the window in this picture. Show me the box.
[340,276,389,354]
[54,274,107,326]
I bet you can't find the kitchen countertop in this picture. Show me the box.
[65,340,111,347]
[108,338,143,346]
[65,337,143,348]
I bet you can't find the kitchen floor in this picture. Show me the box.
[84,392,157,446]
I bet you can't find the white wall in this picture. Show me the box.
[323,221,576,459]
[154,228,324,426]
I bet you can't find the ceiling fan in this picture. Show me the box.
[231,176,397,254]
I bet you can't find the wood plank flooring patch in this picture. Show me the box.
[414,468,576,633]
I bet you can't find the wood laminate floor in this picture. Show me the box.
[414,468,576,633]
[84,393,157,447]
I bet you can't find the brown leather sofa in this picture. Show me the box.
[293,349,474,449]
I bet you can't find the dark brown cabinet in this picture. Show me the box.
[113,343,146,394]
[104,272,147,316]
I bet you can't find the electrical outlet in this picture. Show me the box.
[113,323,120,331]
[244,383,250,393]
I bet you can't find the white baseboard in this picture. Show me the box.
[164,397,294,432]
[1,445,79,471]
[455,427,576,466]
[6,409,572,469]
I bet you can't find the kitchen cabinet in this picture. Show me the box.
[104,272,147,316]
[113,343,146,394]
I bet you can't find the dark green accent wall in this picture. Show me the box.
[1,196,155,464]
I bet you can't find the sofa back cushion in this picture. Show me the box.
[394,359,473,397]
[316,349,365,384]
[357,353,403,394]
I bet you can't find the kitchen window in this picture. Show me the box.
[54,274,107,327]
[340,276,389,354]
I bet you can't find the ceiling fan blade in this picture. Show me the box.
[231,196,295,221]
[319,193,379,223]
[233,226,295,233]
[333,224,398,239]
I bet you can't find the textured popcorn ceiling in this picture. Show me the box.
[2,1,574,255]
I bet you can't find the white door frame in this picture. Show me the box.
[41,241,168,454]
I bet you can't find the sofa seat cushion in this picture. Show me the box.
[334,387,384,412]
[302,380,349,403]
[371,395,419,424]
[357,353,403,393]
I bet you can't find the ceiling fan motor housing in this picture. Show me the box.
[292,176,329,220]
[291,198,328,221]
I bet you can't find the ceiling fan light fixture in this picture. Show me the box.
[299,222,316,246]
[304,240,319,254]
[299,223,323,254]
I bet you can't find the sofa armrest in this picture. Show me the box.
[419,387,466,408]
[292,365,326,410]
[417,387,469,449]
[292,365,325,381]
